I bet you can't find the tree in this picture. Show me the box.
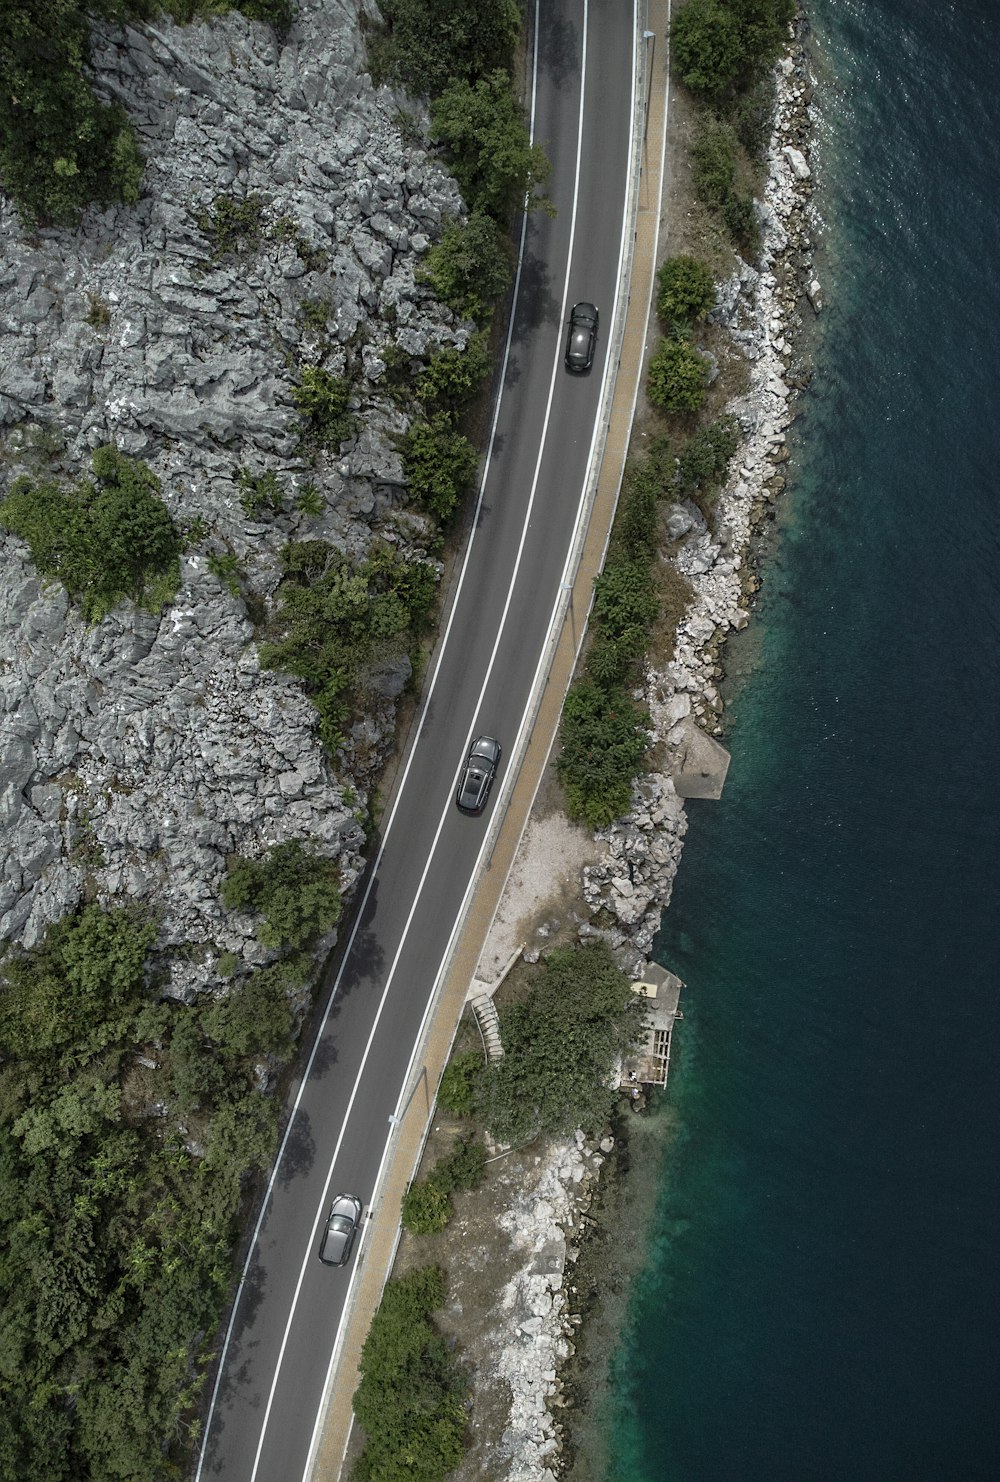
[677,414,740,492]
[430,70,550,222]
[0,447,181,622]
[353,1266,467,1482]
[220,840,342,949]
[557,680,649,829]
[647,337,710,414]
[671,0,794,103]
[419,211,515,322]
[402,414,479,521]
[481,944,643,1144]
[657,255,717,329]
[416,333,491,415]
[368,0,522,97]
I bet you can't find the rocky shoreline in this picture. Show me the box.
[476,28,820,1482]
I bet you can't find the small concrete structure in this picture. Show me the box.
[669,716,731,799]
[622,961,684,1088]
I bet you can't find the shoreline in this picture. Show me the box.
[458,21,821,1480]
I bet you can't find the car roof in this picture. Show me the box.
[572,301,598,320]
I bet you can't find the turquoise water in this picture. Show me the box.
[606,2,1000,1478]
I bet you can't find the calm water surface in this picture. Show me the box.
[604,2,1000,1478]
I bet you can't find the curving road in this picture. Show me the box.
[197,3,636,1478]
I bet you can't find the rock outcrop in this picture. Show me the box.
[0,1,465,987]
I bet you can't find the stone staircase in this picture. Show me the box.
[469,987,504,1062]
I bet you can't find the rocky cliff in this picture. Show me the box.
[0,0,466,992]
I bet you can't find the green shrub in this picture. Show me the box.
[292,366,356,448]
[0,2,144,226]
[647,337,709,415]
[353,1265,467,1482]
[220,840,342,950]
[419,211,516,322]
[196,192,267,259]
[402,413,479,521]
[202,957,305,1063]
[656,255,717,330]
[239,467,286,517]
[0,446,182,622]
[207,549,244,597]
[366,0,522,97]
[557,680,649,830]
[430,70,550,223]
[481,943,643,1144]
[437,1050,483,1116]
[401,1176,452,1235]
[677,414,741,492]
[416,333,492,414]
[441,1134,487,1191]
[296,482,325,517]
[692,116,760,254]
[260,539,438,752]
[672,0,794,103]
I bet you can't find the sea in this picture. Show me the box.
[599,1,1000,1479]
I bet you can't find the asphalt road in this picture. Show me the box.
[197,4,635,1477]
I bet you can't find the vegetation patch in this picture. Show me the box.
[402,413,479,523]
[0,901,301,1480]
[292,365,356,449]
[647,336,711,415]
[430,70,550,224]
[0,445,182,622]
[352,1265,467,1482]
[220,838,342,950]
[364,0,522,98]
[259,538,438,754]
[418,211,516,323]
[401,1134,487,1234]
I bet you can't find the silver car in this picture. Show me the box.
[456,735,502,814]
[318,1193,363,1267]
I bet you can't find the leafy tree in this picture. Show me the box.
[671,0,794,102]
[647,337,710,415]
[481,944,643,1144]
[557,680,649,829]
[366,0,522,97]
[0,446,181,622]
[430,70,550,222]
[0,903,155,1063]
[260,538,438,752]
[402,413,479,522]
[353,1266,467,1482]
[401,1176,452,1235]
[415,333,491,415]
[656,254,717,329]
[220,839,342,950]
[202,957,304,1062]
[418,211,516,322]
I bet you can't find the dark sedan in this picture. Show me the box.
[565,301,599,372]
[318,1193,363,1267]
[455,735,502,814]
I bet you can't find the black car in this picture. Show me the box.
[318,1193,363,1267]
[456,735,502,814]
[565,301,599,372]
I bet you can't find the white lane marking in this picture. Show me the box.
[200,1,600,1474]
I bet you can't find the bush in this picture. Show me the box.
[402,414,479,521]
[260,539,438,752]
[220,839,342,950]
[0,2,144,226]
[366,0,522,97]
[672,0,794,103]
[430,70,550,223]
[481,943,643,1144]
[0,446,182,622]
[401,1176,453,1235]
[416,333,492,414]
[437,1050,483,1116]
[656,255,717,330]
[239,467,286,517]
[418,211,516,321]
[196,192,266,259]
[353,1266,467,1482]
[677,414,741,493]
[692,116,760,254]
[557,680,649,830]
[647,337,710,415]
[292,366,356,448]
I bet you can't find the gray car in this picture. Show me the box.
[456,735,502,814]
[565,301,599,372]
[318,1193,363,1266]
